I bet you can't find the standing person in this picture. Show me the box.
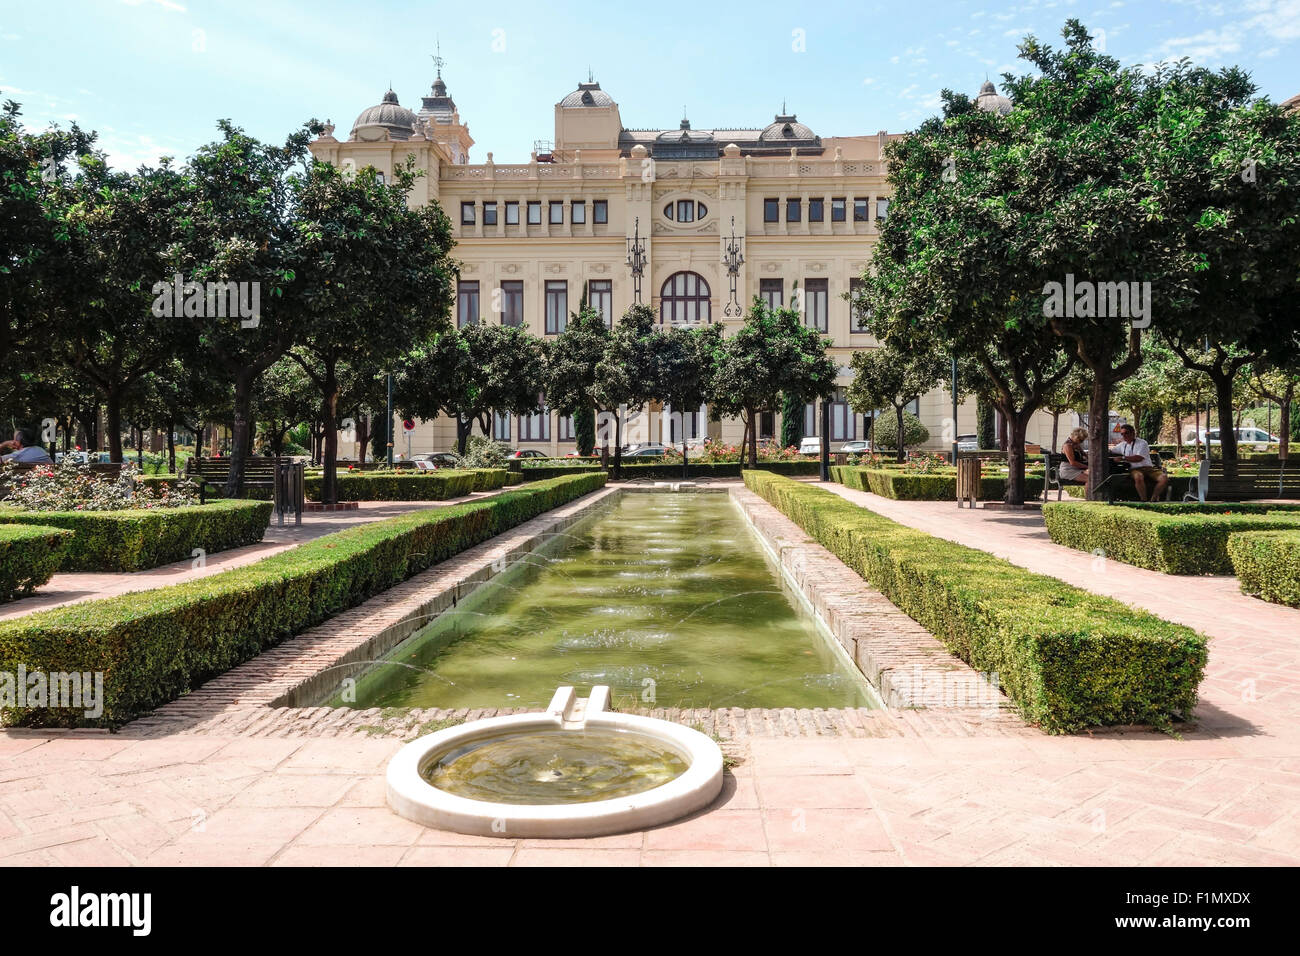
[0,427,53,465]
[1111,423,1168,502]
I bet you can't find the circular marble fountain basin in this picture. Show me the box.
[385,686,724,838]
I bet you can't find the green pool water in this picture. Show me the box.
[334,492,875,711]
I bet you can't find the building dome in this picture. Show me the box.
[975,81,1013,116]
[759,113,815,142]
[559,81,615,107]
[351,89,418,140]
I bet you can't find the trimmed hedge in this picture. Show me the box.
[1042,501,1300,574]
[469,468,508,492]
[305,470,478,501]
[517,460,823,481]
[0,501,272,572]
[0,472,607,727]
[832,465,1044,501]
[745,471,1208,733]
[1228,530,1300,607]
[0,525,73,602]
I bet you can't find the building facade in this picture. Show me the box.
[311,71,1058,458]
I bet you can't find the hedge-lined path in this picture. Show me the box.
[811,480,1300,743]
[0,491,509,622]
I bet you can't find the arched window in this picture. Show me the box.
[660,271,711,324]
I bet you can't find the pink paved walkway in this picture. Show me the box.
[1,482,1298,866]
[0,493,503,621]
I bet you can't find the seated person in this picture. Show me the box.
[0,427,53,465]
[1059,428,1089,488]
[1110,423,1168,501]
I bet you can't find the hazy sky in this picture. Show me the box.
[3,0,1298,171]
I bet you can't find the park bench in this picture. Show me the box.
[1092,451,1173,504]
[1184,456,1300,502]
[1041,452,1078,501]
[186,456,279,498]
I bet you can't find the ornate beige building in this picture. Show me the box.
[310,70,1055,457]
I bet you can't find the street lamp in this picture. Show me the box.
[626,217,647,305]
[386,372,394,467]
[722,216,745,317]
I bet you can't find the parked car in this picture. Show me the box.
[622,444,669,458]
[798,437,823,456]
[839,440,872,455]
[1194,427,1278,451]
[509,448,548,459]
[956,434,979,452]
[412,452,460,470]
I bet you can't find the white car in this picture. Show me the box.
[1194,427,1278,451]
[798,437,823,456]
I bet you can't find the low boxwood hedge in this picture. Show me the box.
[0,525,73,602]
[832,465,1045,501]
[305,470,478,501]
[1042,501,1300,574]
[0,471,606,727]
[0,500,272,572]
[745,471,1207,733]
[1228,530,1300,607]
[469,468,508,492]
[517,460,822,481]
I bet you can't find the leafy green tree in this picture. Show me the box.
[647,323,723,477]
[873,410,930,452]
[595,304,658,477]
[1251,361,1300,460]
[546,305,610,458]
[780,393,803,449]
[394,323,545,454]
[711,297,838,468]
[976,399,995,451]
[288,160,455,503]
[254,357,316,458]
[848,344,946,463]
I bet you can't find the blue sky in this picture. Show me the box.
[3,0,1298,170]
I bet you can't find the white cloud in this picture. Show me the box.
[119,0,188,12]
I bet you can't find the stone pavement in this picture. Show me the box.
[1,481,1298,866]
[0,492,504,621]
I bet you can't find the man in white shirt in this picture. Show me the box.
[1111,423,1167,501]
[0,428,54,465]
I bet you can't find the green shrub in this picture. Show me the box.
[469,468,508,492]
[0,472,606,727]
[305,470,478,501]
[873,410,929,452]
[0,525,72,601]
[1229,530,1300,607]
[0,500,272,572]
[745,471,1208,733]
[1042,501,1300,574]
[832,466,1044,501]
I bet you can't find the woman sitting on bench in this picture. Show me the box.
[1059,428,1090,493]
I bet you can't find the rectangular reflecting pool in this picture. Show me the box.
[332,492,876,711]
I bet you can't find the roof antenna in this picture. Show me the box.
[432,37,444,79]
[782,97,787,114]
[588,66,594,83]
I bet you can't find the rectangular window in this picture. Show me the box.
[482,201,497,226]
[831,197,846,222]
[500,280,523,327]
[876,198,890,221]
[763,197,779,223]
[457,280,480,328]
[460,202,476,225]
[527,201,542,225]
[676,199,695,223]
[549,201,564,225]
[849,277,870,330]
[808,198,824,222]
[830,390,857,442]
[786,198,801,222]
[571,200,586,224]
[667,408,700,443]
[758,411,775,441]
[589,279,613,328]
[806,278,828,332]
[853,198,869,222]
[759,278,783,309]
[593,199,608,224]
[519,403,550,441]
[492,410,512,442]
[545,280,567,334]
[558,414,575,442]
[804,403,818,437]
[505,201,520,225]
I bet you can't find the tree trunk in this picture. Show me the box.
[1086,374,1110,501]
[1212,371,1239,462]
[746,406,758,469]
[135,427,143,468]
[104,391,124,463]
[357,414,369,466]
[1173,413,1182,457]
[613,411,623,480]
[895,404,905,463]
[1280,390,1293,462]
[1005,410,1029,505]
[321,368,340,505]
[997,410,1008,452]
[224,371,256,498]
[681,437,688,479]
[167,423,176,474]
[456,416,472,455]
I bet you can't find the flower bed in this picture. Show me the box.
[0,525,73,602]
[745,471,1208,733]
[1228,530,1300,607]
[0,500,273,572]
[0,472,606,727]
[1042,501,1300,574]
